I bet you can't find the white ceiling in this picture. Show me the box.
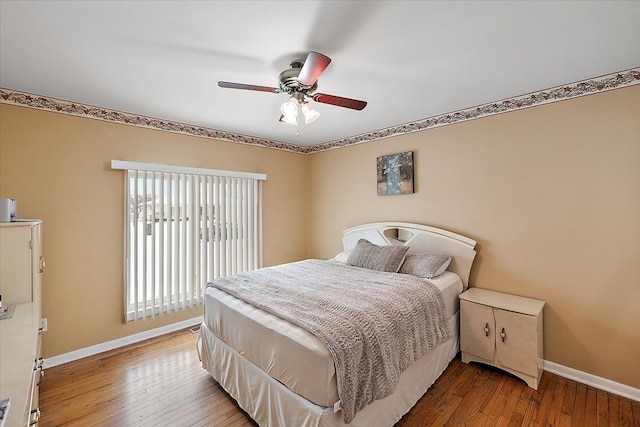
[1,1,639,147]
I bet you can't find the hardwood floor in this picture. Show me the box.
[40,328,639,426]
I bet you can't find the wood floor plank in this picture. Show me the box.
[596,388,610,427]
[499,377,522,422]
[39,329,638,427]
[444,365,493,426]
[608,393,623,427]
[481,375,510,423]
[546,375,567,426]
[632,400,640,426]
[396,359,465,426]
[585,385,599,427]
[425,361,473,425]
[572,382,587,426]
[511,382,534,420]
[454,366,503,426]
[524,371,556,426]
[560,375,576,425]
[618,396,636,427]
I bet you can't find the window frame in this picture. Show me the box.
[112,160,266,321]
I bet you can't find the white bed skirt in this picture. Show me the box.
[198,314,460,427]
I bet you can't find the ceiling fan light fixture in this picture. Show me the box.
[280,97,299,118]
[279,112,298,126]
[301,102,320,124]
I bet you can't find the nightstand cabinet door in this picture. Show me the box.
[494,308,537,376]
[460,300,495,361]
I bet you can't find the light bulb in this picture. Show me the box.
[280,97,299,117]
[301,102,320,124]
[279,113,298,125]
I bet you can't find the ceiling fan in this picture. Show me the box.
[218,52,367,125]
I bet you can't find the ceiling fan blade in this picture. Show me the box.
[305,3,383,54]
[218,81,281,93]
[297,52,332,86]
[312,93,367,111]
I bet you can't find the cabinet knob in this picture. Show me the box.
[500,328,507,342]
[33,357,44,371]
[484,323,490,337]
[30,407,41,425]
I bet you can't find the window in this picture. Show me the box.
[112,161,266,321]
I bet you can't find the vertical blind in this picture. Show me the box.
[112,161,266,321]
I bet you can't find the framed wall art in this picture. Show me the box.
[376,151,414,196]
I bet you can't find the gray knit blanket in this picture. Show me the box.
[207,259,452,423]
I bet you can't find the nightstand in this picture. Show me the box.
[459,288,545,389]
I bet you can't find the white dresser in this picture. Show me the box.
[459,287,545,389]
[0,221,45,427]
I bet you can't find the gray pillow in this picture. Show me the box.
[399,253,453,278]
[346,239,409,272]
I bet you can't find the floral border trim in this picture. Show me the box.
[303,67,640,153]
[1,67,638,154]
[0,90,304,153]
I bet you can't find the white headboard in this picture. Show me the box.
[342,222,477,288]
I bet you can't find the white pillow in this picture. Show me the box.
[331,250,352,264]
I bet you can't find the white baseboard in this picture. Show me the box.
[43,316,203,369]
[544,360,640,402]
[42,321,639,403]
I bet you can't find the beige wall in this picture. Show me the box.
[0,104,308,358]
[1,85,638,390]
[307,85,640,389]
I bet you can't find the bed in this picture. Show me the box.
[198,222,477,427]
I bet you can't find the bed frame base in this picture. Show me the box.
[199,317,459,427]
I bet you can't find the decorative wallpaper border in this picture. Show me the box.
[1,67,638,154]
[303,67,640,154]
[0,90,304,153]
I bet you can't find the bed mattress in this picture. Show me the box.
[203,270,463,407]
